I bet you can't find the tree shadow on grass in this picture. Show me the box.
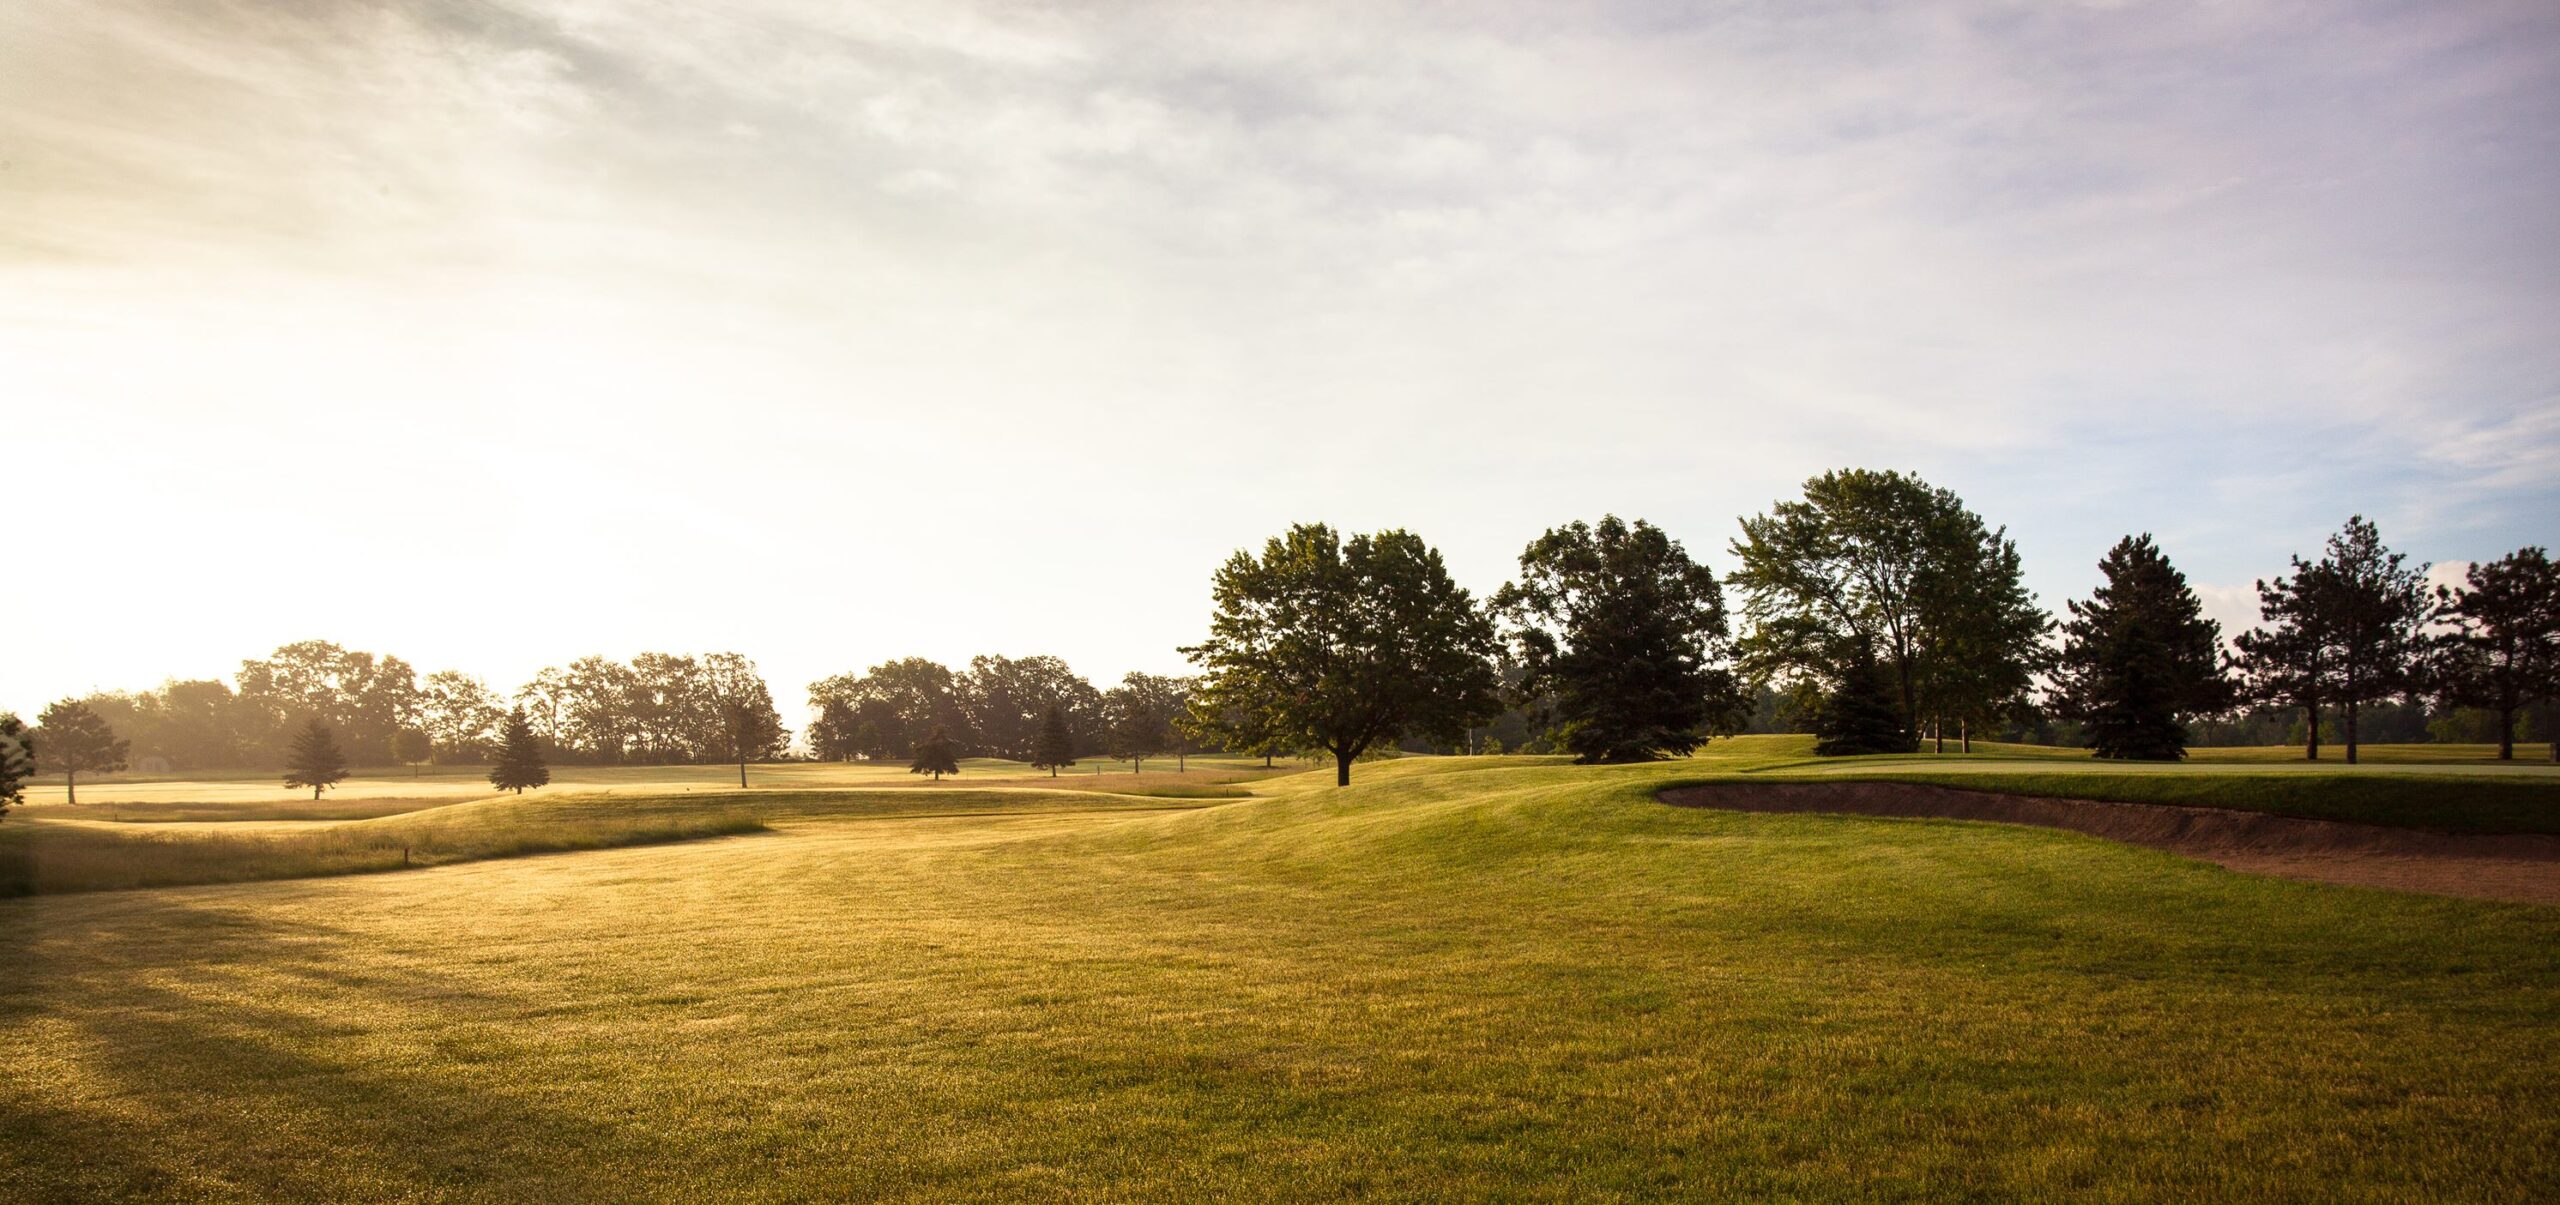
[0,893,672,1202]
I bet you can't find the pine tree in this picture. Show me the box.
[909,725,960,782]
[488,706,550,794]
[2433,547,2560,762]
[35,699,128,807]
[2054,535,2233,760]
[1030,703,1076,777]
[0,713,32,822]
[283,719,349,800]
[1813,645,1912,756]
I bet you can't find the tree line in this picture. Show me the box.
[1175,469,2556,782]
[5,466,2551,804]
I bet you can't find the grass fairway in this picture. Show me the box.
[3,740,2556,1200]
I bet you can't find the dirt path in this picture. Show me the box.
[1661,781,2560,906]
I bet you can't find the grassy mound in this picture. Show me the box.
[5,751,2553,1199]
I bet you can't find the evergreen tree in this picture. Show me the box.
[2306,517,2432,764]
[1813,644,1912,756]
[909,725,960,781]
[1493,515,1749,763]
[1030,702,1076,777]
[283,719,349,800]
[2434,547,2560,761]
[2054,535,2233,760]
[0,714,31,822]
[35,698,128,806]
[2234,570,2333,760]
[488,706,551,794]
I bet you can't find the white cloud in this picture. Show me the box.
[2,0,2554,714]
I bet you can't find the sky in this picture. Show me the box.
[4,0,2555,723]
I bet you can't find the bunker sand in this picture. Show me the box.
[1663,781,2560,906]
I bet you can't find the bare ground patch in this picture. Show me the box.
[1662,781,2560,906]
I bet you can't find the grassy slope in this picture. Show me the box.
[2,750,2555,1201]
[1719,736,2560,832]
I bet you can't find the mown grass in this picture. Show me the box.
[1,751,2554,1200]
[0,800,765,896]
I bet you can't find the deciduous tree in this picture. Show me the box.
[810,698,862,762]
[283,719,349,800]
[1183,524,1501,787]
[1493,515,1747,762]
[2053,535,2233,760]
[35,698,127,806]
[1728,469,2047,747]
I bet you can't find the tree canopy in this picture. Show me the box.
[1728,469,2047,749]
[488,706,551,794]
[0,714,30,822]
[1031,702,1076,777]
[2238,518,2431,764]
[1494,515,1746,763]
[35,698,128,806]
[2053,535,2233,760]
[1184,523,1501,786]
[283,719,349,800]
[909,726,960,781]
[2433,547,2560,762]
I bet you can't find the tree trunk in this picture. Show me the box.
[1335,748,1353,787]
[66,769,76,807]
[2498,705,2515,761]
[312,785,322,801]
[738,759,747,789]
[1933,716,1944,754]
[2305,704,2320,761]
[2344,699,2359,765]
[1961,718,1971,754]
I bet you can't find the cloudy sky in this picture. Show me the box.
[5,0,2555,721]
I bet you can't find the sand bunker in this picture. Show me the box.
[1660,780,2560,906]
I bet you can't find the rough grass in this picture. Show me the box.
[1,748,2555,1200]
[0,800,766,896]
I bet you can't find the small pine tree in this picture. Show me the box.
[488,706,550,795]
[1030,703,1076,777]
[910,725,960,782]
[0,713,31,822]
[283,719,350,800]
[1813,647,1913,757]
[35,698,128,806]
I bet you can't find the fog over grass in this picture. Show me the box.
[5,0,2554,711]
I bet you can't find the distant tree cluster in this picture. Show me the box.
[805,654,1198,771]
[21,470,2553,799]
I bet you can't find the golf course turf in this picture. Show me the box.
[1,738,2554,1200]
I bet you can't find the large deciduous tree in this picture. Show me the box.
[418,671,504,763]
[2434,547,2560,762]
[1493,515,1747,763]
[2053,535,2234,760]
[283,719,349,800]
[809,698,862,762]
[1104,672,1186,773]
[1183,523,1501,787]
[702,652,788,788]
[35,698,127,806]
[488,706,550,794]
[809,658,969,761]
[1727,469,2048,753]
